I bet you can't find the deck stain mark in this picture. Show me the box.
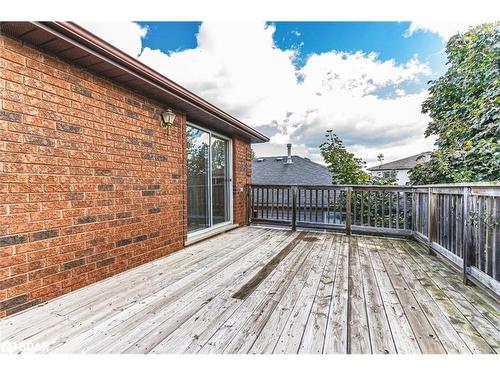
[302,237,319,242]
[232,231,308,300]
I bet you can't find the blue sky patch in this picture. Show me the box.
[137,21,201,53]
[137,21,447,80]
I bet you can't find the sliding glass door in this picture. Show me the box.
[187,124,231,234]
[211,136,230,225]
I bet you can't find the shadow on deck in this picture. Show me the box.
[1,226,499,354]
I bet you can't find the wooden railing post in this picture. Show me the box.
[411,188,416,233]
[346,187,352,236]
[291,186,298,231]
[462,187,472,284]
[427,187,437,255]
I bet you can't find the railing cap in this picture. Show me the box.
[249,182,499,189]
[412,182,499,188]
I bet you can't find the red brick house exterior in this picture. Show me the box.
[0,22,267,318]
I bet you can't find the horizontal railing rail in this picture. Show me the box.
[248,183,500,296]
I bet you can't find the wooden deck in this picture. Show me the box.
[1,226,499,354]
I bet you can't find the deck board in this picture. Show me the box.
[1,226,499,354]
[358,237,396,354]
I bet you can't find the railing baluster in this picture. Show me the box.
[359,190,365,225]
[388,192,392,229]
[321,189,325,223]
[367,191,371,227]
[403,192,407,229]
[450,194,454,252]
[282,188,285,221]
[287,188,290,221]
[251,187,255,219]
[281,188,284,221]
[315,189,318,223]
[308,189,311,222]
[272,187,275,219]
[428,188,437,255]
[333,190,337,224]
[346,187,352,235]
[292,186,297,231]
[462,187,472,284]
[270,188,273,220]
[276,188,279,221]
[274,188,277,220]
[381,191,385,228]
[298,189,306,221]
[256,188,260,219]
[353,191,357,225]
[275,188,278,220]
[277,188,280,220]
[395,192,400,230]
[270,188,273,219]
[304,189,307,222]
[327,189,330,224]
[265,188,269,219]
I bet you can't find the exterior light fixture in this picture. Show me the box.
[160,109,176,130]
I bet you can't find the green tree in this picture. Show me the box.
[320,130,371,184]
[409,23,500,184]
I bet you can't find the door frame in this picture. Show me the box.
[186,121,233,238]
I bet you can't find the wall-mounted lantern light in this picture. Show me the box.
[160,109,176,131]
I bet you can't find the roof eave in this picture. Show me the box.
[0,21,269,143]
[367,167,411,171]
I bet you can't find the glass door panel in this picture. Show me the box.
[211,137,229,225]
[187,126,210,233]
[187,124,231,234]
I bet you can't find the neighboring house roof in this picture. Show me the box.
[367,152,431,172]
[0,21,268,143]
[252,156,333,185]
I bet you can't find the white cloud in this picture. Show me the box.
[404,21,472,41]
[78,22,148,57]
[79,21,436,166]
[298,51,431,97]
[139,22,299,125]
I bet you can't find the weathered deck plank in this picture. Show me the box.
[323,235,350,354]
[1,226,498,354]
[223,238,322,353]
[298,235,340,354]
[357,237,396,354]
[366,238,421,354]
[395,240,494,353]
[403,241,500,353]
[1,227,270,344]
[347,236,372,354]
[268,236,331,354]
[377,238,446,354]
[50,229,278,353]
[199,234,315,354]
[388,240,471,354]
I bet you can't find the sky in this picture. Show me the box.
[79,21,474,167]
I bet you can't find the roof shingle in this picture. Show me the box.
[252,156,332,185]
[367,152,431,171]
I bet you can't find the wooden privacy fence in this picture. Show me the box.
[248,183,500,295]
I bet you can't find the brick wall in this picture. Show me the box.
[0,33,251,318]
[232,137,252,226]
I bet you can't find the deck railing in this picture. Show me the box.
[248,183,500,295]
